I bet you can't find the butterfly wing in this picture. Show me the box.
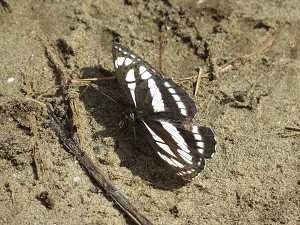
[142,120,216,181]
[113,42,216,180]
[113,42,197,122]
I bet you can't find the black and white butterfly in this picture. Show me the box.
[113,42,216,181]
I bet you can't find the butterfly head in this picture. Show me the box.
[122,108,149,126]
[124,110,135,123]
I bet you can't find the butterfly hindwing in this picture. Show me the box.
[142,120,216,181]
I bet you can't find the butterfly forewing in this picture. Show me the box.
[113,43,197,121]
[113,44,141,107]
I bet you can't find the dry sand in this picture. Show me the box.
[0,0,299,224]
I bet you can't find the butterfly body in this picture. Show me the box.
[113,42,216,181]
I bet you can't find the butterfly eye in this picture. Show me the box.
[130,112,135,119]
[123,111,135,123]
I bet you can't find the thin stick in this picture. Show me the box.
[194,67,202,96]
[285,126,300,132]
[247,35,277,58]
[32,143,43,180]
[46,103,153,225]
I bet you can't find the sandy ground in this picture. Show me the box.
[0,0,299,224]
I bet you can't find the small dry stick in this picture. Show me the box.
[32,143,44,180]
[194,67,203,96]
[282,127,300,138]
[30,114,45,180]
[248,35,277,58]
[46,103,153,225]
[285,127,300,132]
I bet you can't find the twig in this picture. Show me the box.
[278,126,300,138]
[194,67,202,96]
[46,103,153,225]
[285,126,300,132]
[32,143,44,180]
[247,35,277,58]
[23,55,45,180]
[283,127,300,137]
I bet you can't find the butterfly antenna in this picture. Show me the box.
[86,83,124,108]
[65,78,126,114]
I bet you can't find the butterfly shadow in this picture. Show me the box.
[79,66,188,190]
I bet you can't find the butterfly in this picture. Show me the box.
[112,42,216,181]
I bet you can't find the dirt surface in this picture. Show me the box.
[0,0,299,224]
